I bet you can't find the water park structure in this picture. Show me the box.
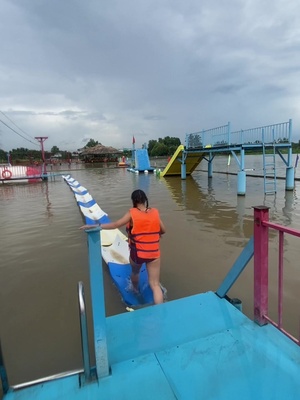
[1,176,300,399]
[161,119,294,196]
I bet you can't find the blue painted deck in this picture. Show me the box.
[5,291,300,399]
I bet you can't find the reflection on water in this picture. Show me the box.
[42,181,53,219]
[163,175,252,243]
[282,190,297,223]
[1,157,300,387]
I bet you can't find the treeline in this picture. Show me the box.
[148,136,181,156]
[4,136,300,164]
[290,142,300,154]
[0,147,73,164]
[0,136,182,163]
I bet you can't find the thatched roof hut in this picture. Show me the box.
[80,143,122,163]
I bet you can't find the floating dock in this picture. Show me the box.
[2,293,300,399]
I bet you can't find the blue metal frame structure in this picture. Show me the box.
[183,119,294,195]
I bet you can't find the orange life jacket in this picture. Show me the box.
[127,207,161,259]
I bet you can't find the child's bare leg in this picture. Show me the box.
[147,258,163,304]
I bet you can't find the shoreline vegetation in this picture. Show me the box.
[1,143,299,166]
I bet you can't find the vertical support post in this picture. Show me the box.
[208,152,213,178]
[253,206,269,326]
[286,120,294,191]
[237,149,246,196]
[288,118,292,143]
[185,133,189,149]
[181,151,186,180]
[240,129,243,144]
[78,281,92,382]
[181,162,186,180]
[86,227,109,378]
[131,136,136,167]
[286,147,294,190]
[35,136,48,177]
[227,121,231,146]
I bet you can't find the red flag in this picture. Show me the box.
[132,135,135,144]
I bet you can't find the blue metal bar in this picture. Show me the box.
[276,149,289,166]
[208,153,213,178]
[85,227,109,379]
[181,151,186,179]
[240,149,245,170]
[216,236,254,298]
[227,121,231,145]
[78,281,92,382]
[231,150,241,169]
[289,118,292,142]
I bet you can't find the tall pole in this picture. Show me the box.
[35,136,48,176]
[132,135,136,167]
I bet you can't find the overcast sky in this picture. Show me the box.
[0,0,299,152]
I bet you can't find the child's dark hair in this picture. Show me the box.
[131,189,149,208]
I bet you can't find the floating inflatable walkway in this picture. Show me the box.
[63,175,165,307]
[161,145,204,177]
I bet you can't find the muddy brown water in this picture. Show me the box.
[0,155,299,389]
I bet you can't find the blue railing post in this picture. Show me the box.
[285,119,295,191]
[237,149,246,196]
[202,129,205,147]
[78,281,92,382]
[185,134,188,149]
[85,227,109,379]
[288,118,292,142]
[208,153,213,178]
[227,121,231,146]
[181,150,186,180]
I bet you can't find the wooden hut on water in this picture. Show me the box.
[79,143,122,163]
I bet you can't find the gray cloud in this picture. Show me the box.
[0,0,299,151]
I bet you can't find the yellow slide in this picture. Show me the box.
[161,145,204,177]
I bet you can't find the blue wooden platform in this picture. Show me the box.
[5,291,300,399]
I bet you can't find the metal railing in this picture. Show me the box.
[0,164,44,181]
[231,120,292,146]
[185,120,292,150]
[185,123,230,149]
[217,205,300,346]
[254,206,300,345]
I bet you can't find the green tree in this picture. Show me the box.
[148,136,181,156]
[51,146,60,154]
[148,140,157,154]
[0,149,8,162]
[85,139,99,148]
[151,143,169,156]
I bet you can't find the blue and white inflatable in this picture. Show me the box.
[63,175,166,307]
